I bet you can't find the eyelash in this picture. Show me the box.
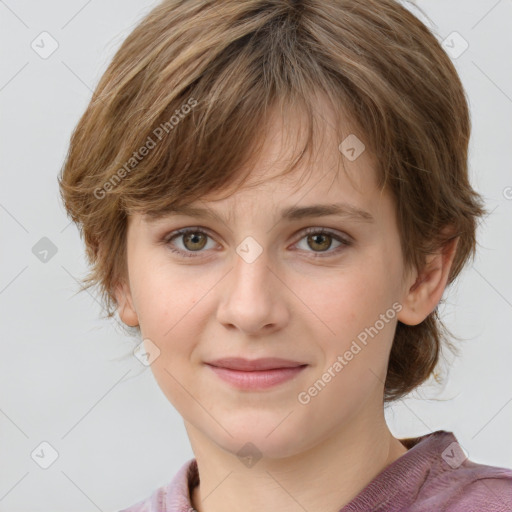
[162,226,353,259]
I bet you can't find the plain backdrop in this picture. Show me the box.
[1,0,511,510]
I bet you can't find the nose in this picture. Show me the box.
[215,244,289,335]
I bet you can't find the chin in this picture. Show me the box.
[208,419,310,462]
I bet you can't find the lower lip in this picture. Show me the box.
[206,364,307,390]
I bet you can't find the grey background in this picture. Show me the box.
[1,1,511,510]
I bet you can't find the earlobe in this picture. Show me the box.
[114,281,139,327]
[397,236,459,326]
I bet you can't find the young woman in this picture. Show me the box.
[58,0,512,510]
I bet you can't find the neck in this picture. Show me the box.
[186,407,408,512]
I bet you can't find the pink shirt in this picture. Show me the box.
[119,430,512,511]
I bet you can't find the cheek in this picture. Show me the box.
[306,257,393,335]
[131,257,210,338]
[302,254,400,387]
[130,258,225,396]
[131,260,209,409]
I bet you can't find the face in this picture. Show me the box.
[116,101,418,460]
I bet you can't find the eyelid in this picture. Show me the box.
[162,226,216,245]
[300,226,353,244]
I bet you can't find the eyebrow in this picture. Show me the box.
[145,202,375,224]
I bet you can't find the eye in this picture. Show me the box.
[294,227,352,257]
[164,227,216,258]
[163,227,352,259]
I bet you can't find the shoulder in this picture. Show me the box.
[118,485,166,512]
[444,466,512,512]
[399,431,512,512]
[419,460,512,512]
[117,458,197,512]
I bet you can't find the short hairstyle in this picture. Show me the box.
[58,0,487,402]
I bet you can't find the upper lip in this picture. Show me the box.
[205,357,307,371]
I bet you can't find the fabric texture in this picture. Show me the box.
[119,430,512,512]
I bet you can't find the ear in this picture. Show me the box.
[397,234,459,326]
[114,280,139,327]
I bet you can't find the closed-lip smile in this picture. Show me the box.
[204,357,308,390]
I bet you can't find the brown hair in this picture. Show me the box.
[58,0,487,402]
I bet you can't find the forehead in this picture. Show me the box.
[199,99,381,211]
[136,151,385,236]
[132,93,387,229]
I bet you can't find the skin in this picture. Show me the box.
[115,97,458,512]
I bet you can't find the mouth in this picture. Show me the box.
[204,358,308,390]
[205,357,307,371]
